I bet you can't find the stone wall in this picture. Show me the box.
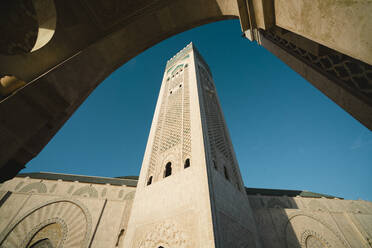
[248,194,372,247]
[0,176,136,247]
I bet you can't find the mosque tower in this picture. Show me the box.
[123,43,260,248]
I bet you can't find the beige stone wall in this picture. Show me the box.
[0,176,136,248]
[123,44,216,248]
[248,194,372,247]
[274,0,372,65]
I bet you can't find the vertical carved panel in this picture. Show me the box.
[147,58,191,184]
[197,61,240,186]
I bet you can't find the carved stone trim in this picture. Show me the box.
[0,198,92,248]
[20,217,68,248]
[136,221,188,248]
[284,212,350,248]
[19,182,47,193]
[262,29,372,105]
[301,229,330,248]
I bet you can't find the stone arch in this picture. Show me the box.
[158,153,178,180]
[24,219,68,247]
[0,0,56,55]
[72,185,98,198]
[300,230,330,248]
[0,0,241,178]
[19,182,47,193]
[0,0,371,181]
[0,198,92,248]
[284,212,350,248]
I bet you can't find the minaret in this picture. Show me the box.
[123,43,260,248]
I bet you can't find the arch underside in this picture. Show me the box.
[0,0,371,181]
[0,0,238,181]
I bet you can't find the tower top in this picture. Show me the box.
[166,42,212,76]
[166,42,194,70]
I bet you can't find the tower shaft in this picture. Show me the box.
[123,43,259,248]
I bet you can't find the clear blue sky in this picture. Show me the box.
[24,20,372,201]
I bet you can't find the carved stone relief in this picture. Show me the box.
[72,185,98,198]
[263,29,372,102]
[19,182,47,194]
[0,199,92,248]
[285,213,350,248]
[136,221,188,248]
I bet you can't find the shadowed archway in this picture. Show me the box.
[0,0,371,181]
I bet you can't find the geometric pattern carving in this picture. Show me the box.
[264,30,372,102]
[19,182,47,193]
[198,59,240,187]
[285,212,350,248]
[136,221,188,248]
[72,185,98,198]
[24,218,67,248]
[147,57,191,184]
[0,199,92,248]
[301,230,329,248]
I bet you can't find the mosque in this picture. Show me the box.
[0,43,371,248]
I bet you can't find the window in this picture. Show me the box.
[170,91,172,95]
[213,160,217,169]
[164,162,172,177]
[224,166,229,181]
[184,158,190,168]
[147,176,153,186]
[179,84,182,87]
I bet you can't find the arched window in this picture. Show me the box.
[184,158,190,168]
[224,166,229,181]
[147,176,153,186]
[164,162,172,177]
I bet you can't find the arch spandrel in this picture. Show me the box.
[0,0,239,180]
[0,0,371,181]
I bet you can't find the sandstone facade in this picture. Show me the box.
[0,44,371,248]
